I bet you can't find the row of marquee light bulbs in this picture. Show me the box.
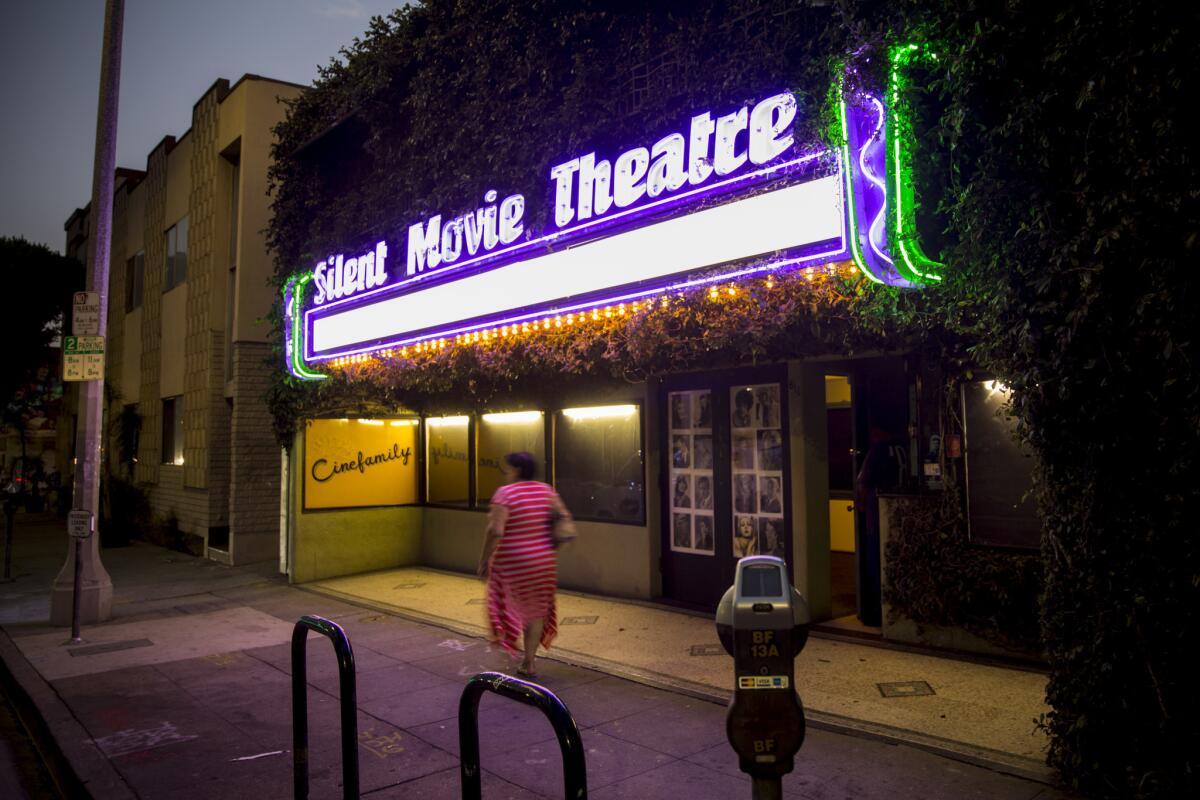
[326,261,860,369]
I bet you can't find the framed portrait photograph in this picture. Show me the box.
[758,475,783,514]
[693,435,713,470]
[733,515,758,558]
[672,435,691,469]
[694,391,712,430]
[672,513,692,549]
[731,387,755,429]
[757,429,783,471]
[754,385,781,428]
[734,473,757,513]
[733,432,755,469]
[670,393,691,430]
[672,474,692,509]
[694,514,715,552]
[758,517,786,559]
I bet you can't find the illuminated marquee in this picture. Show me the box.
[284,76,938,380]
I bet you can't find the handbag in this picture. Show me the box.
[550,511,577,548]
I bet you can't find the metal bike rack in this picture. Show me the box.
[292,615,358,800]
[459,671,587,799]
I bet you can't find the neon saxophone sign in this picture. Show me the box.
[285,76,938,379]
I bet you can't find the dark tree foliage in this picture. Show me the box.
[837,1,1197,795]
[0,237,84,406]
[267,1,1197,794]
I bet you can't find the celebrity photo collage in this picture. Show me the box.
[731,384,786,559]
[669,390,715,554]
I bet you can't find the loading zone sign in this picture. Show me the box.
[63,336,105,381]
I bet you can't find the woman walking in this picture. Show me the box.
[478,451,572,677]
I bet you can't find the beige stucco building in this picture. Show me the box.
[65,74,304,565]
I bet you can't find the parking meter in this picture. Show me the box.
[715,556,810,797]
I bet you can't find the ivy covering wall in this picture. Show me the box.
[265,2,1198,795]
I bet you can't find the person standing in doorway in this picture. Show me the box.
[478,451,572,677]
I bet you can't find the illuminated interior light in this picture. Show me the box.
[561,404,637,420]
[390,419,419,426]
[726,285,736,295]
[427,415,469,427]
[357,419,384,426]
[481,411,543,423]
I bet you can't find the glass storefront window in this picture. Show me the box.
[425,416,471,506]
[555,404,644,524]
[476,411,546,506]
[962,380,1039,549]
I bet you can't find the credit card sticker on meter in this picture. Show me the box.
[740,564,784,598]
[738,676,791,689]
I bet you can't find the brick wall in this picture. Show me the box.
[146,463,210,536]
[229,341,281,560]
[135,142,168,486]
[183,86,223,490]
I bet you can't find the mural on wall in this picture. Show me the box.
[303,418,418,510]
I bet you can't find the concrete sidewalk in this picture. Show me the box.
[0,512,1069,799]
[310,568,1051,774]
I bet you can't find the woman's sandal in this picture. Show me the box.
[516,664,538,679]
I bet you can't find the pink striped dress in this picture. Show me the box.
[486,481,560,656]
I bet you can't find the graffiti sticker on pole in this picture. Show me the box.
[63,336,105,381]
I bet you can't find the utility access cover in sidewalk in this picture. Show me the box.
[877,680,936,697]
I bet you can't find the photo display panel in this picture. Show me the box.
[668,390,715,555]
[730,384,786,559]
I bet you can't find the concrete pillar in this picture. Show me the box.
[50,0,123,626]
[786,361,831,620]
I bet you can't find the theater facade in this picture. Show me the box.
[277,57,1039,651]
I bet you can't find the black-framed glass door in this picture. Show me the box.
[661,367,791,609]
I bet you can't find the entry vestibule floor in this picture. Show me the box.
[307,566,1051,778]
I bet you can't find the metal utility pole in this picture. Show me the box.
[50,0,124,629]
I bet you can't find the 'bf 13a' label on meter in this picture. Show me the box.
[738,676,790,690]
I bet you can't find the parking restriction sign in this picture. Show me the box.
[63,336,105,381]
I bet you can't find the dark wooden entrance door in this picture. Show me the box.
[661,367,791,610]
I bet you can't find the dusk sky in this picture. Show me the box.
[0,1,406,253]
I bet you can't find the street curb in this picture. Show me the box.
[299,582,1059,788]
[0,626,136,800]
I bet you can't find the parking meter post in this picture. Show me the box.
[751,776,783,800]
[2,500,14,582]
[69,538,83,644]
